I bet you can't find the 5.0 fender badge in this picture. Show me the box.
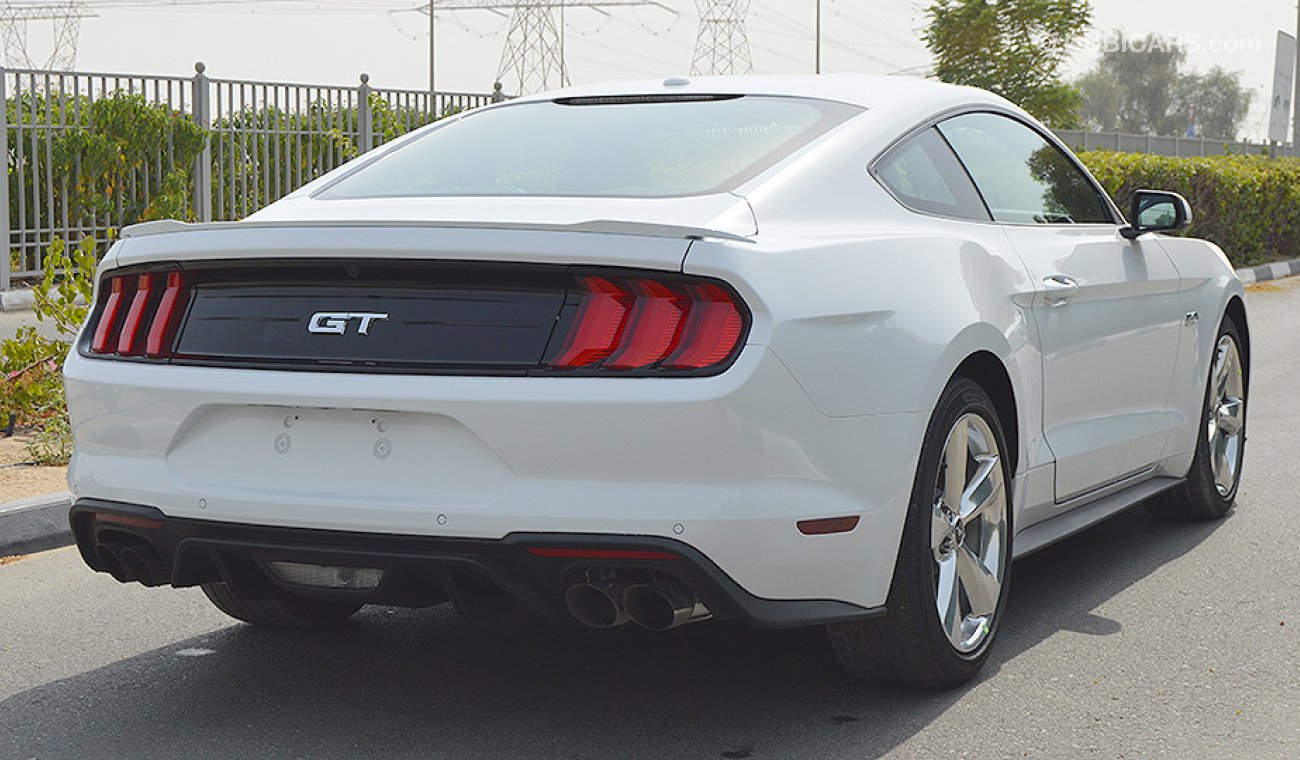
[308,312,390,336]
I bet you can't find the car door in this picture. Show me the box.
[938,112,1184,502]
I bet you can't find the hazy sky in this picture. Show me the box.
[11,0,1296,140]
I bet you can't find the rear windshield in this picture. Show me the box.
[318,95,862,200]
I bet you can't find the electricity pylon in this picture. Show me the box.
[690,0,751,76]
[419,0,674,97]
[0,1,94,70]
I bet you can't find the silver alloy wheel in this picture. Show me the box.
[931,413,1008,654]
[1207,334,1246,496]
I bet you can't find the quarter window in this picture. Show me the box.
[875,128,989,221]
[937,113,1113,225]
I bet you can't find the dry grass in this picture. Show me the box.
[1246,275,1300,294]
[0,554,27,566]
[0,434,68,502]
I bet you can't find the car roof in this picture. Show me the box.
[512,73,1010,113]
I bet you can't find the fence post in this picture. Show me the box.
[358,73,373,153]
[191,62,213,222]
[1,65,10,292]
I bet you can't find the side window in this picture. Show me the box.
[937,113,1113,225]
[874,128,990,221]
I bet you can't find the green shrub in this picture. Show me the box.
[6,92,207,274]
[0,237,96,466]
[1079,151,1300,267]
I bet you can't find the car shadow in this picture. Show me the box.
[0,505,1227,759]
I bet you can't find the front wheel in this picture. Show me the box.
[828,376,1012,688]
[1147,315,1247,520]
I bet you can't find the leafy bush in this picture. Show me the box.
[205,93,445,217]
[0,237,96,465]
[6,92,207,274]
[1079,151,1300,267]
[7,88,448,275]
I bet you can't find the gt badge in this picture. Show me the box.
[308,312,390,336]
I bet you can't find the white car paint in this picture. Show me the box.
[64,74,1245,613]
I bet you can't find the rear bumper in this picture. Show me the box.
[70,499,883,630]
[65,346,928,609]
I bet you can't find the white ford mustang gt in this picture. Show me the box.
[65,74,1249,687]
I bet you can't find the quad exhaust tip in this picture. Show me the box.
[563,574,712,631]
[95,541,133,583]
[622,579,710,631]
[564,579,632,629]
[93,539,169,586]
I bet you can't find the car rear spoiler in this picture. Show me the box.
[120,218,756,243]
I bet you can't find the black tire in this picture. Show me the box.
[1146,315,1247,521]
[828,376,1013,688]
[201,582,362,629]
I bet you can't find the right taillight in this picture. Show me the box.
[545,273,748,375]
[87,268,189,359]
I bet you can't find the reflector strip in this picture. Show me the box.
[526,547,680,560]
[92,512,165,530]
[796,516,861,536]
[116,273,156,355]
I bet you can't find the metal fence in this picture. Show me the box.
[2,62,494,289]
[1053,129,1297,159]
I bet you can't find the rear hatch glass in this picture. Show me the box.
[317,95,862,200]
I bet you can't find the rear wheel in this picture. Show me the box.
[201,582,362,629]
[1147,316,1247,520]
[829,376,1012,688]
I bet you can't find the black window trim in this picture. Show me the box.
[869,105,1124,228]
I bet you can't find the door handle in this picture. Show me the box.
[1042,275,1079,307]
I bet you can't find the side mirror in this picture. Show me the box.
[1120,189,1193,240]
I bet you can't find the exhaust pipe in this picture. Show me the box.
[564,579,632,629]
[95,541,135,583]
[623,579,711,631]
[119,545,169,587]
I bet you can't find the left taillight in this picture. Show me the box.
[87,269,189,359]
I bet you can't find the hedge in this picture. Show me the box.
[1078,151,1300,268]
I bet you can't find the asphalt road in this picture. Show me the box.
[3,279,1299,759]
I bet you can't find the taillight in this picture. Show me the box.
[90,276,127,353]
[662,283,745,370]
[88,269,189,359]
[548,276,634,368]
[116,273,156,355]
[545,273,747,375]
[146,272,188,358]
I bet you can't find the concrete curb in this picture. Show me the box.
[1236,257,1300,286]
[0,290,88,312]
[0,289,36,312]
[0,491,72,558]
